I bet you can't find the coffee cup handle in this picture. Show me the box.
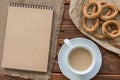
[64,39,73,49]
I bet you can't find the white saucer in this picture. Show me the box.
[58,38,102,80]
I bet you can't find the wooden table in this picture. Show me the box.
[0,0,120,80]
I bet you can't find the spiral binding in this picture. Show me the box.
[9,3,53,10]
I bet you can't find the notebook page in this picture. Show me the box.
[2,5,53,72]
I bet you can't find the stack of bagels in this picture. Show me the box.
[82,0,120,48]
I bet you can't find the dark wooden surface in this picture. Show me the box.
[0,0,120,80]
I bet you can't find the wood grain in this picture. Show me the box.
[0,0,120,80]
[52,0,120,79]
[51,73,120,80]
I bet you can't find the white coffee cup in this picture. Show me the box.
[64,39,96,75]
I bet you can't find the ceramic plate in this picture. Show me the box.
[58,38,102,80]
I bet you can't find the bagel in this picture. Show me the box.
[102,20,120,39]
[83,0,102,19]
[100,4,118,21]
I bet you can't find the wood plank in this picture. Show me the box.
[52,61,61,73]
[51,73,120,80]
[1,73,120,80]
[62,5,73,25]
[59,27,86,39]
[52,73,68,80]
[93,75,120,80]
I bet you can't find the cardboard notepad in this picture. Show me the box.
[2,3,53,72]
